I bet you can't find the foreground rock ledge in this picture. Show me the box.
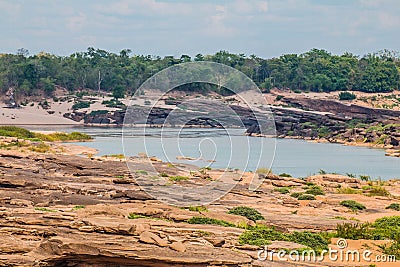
[0,150,399,266]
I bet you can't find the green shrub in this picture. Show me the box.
[359,175,370,182]
[279,173,292,177]
[188,206,208,212]
[0,126,35,139]
[274,187,290,194]
[128,213,148,219]
[169,175,189,181]
[36,132,92,141]
[102,99,126,108]
[337,187,362,194]
[239,226,329,252]
[336,222,373,240]
[339,91,356,101]
[386,203,400,211]
[304,185,325,196]
[228,206,264,221]
[340,200,366,211]
[35,207,57,212]
[239,226,285,246]
[287,231,329,253]
[72,101,90,110]
[72,205,85,210]
[290,192,303,198]
[364,186,390,197]
[373,216,400,229]
[380,241,400,260]
[29,143,51,153]
[298,194,316,200]
[187,216,235,227]
[256,168,272,175]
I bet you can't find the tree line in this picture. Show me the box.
[0,47,399,99]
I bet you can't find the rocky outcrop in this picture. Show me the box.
[1,147,398,266]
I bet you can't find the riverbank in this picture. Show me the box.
[2,89,400,159]
[0,141,399,266]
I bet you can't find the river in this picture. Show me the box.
[27,126,400,180]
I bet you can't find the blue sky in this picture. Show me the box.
[1,0,400,58]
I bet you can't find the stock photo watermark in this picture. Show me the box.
[122,61,276,206]
[257,238,396,264]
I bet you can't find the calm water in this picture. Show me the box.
[27,126,400,180]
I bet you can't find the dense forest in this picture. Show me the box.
[0,48,399,99]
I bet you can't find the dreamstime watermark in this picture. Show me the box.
[257,238,396,263]
[122,61,276,206]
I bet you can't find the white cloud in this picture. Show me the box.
[0,1,21,16]
[257,1,268,12]
[67,12,87,31]
[204,4,235,37]
[97,0,191,16]
[378,12,400,28]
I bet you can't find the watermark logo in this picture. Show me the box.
[122,61,276,206]
[257,238,396,263]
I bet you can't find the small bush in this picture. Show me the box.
[287,231,329,253]
[187,216,235,227]
[72,101,90,110]
[346,173,356,178]
[239,226,285,246]
[188,206,208,212]
[279,173,292,177]
[359,175,370,182]
[337,187,362,194]
[102,99,126,108]
[339,91,356,101]
[336,222,373,240]
[135,170,148,175]
[72,205,85,210]
[35,207,57,212]
[340,200,366,211]
[304,185,325,196]
[169,175,189,181]
[228,206,264,221]
[364,186,390,197]
[290,192,303,198]
[386,203,400,211]
[29,143,51,153]
[274,187,290,194]
[298,194,316,200]
[256,168,272,175]
[128,213,148,219]
[239,226,329,252]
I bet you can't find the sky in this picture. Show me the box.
[1,0,400,58]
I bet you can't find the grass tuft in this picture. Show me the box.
[228,206,264,221]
